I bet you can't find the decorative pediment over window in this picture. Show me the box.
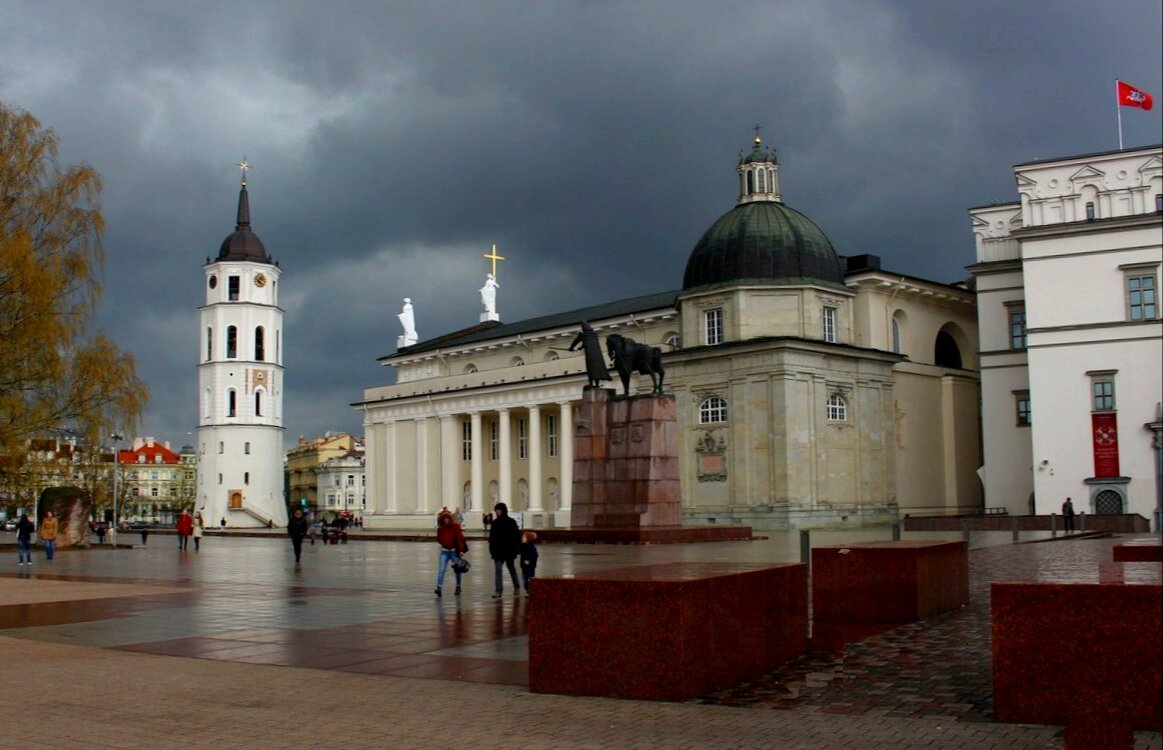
[1015,172,1039,190]
[1137,154,1163,177]
[1069,164,1106,188]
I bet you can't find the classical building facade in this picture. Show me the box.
[195,173,288,528]
[357,137,981,531]
[969,144,1162,528]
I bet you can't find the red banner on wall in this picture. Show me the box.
[1092,412,1120,478]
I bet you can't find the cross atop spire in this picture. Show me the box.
[238,156,251,187]
[754,124,762,146]
[483,243,505,277]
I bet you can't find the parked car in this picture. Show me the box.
[1,519,16,532]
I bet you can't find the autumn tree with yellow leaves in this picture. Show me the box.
[0,99,147,456]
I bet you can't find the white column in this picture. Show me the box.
[558,401,573,510]
[470,411,483,512]
[440,414,458,511]
[385,421,398,513]
[498,408,512,509]
[362,421,378,514]
[415,417,430,514]
[528,404,543,511]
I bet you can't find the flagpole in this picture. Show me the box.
[1116,79,1124,150]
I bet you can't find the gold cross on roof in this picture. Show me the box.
[483,243,505,276]
[238,156,252,186]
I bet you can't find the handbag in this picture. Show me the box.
[451,556,471,574]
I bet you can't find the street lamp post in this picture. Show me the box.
[110,433,123,539]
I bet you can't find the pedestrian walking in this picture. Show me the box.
[220,517,226,529]
[140,524,149,545]
[519,530,539,595]
[288,509,310,564]
[16,513,34,566]
[95,522,106,545]
[434,509,469,598]
[175,509,193,550]
[192,509,205,551]
[453,506,465,526]
[39,511,58,561]
[488,502,521,598]
[1062,497,1076,532]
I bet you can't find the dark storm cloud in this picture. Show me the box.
[2,0,1159,447]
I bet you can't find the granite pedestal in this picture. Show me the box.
[529,562,807,701]
[569,388,751,543]
[1112,538,1162,562]
[992,563,1162,748]
[811,540,969,624]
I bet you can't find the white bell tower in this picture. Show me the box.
[195,162,287,528]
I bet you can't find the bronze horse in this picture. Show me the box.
[606,334,665,396]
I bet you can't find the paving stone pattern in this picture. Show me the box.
[1,531,1160,749]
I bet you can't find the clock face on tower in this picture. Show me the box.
[255,273,267,288]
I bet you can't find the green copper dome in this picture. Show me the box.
[682,200,844,291]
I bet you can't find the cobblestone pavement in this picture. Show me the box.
[700,535,1162,747]
[1,531,1159,749]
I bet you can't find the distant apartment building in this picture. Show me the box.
[285,432,364,516]
[0,435,196,523]
[316,448,367,517]
[969,143,1162,528]
[119,437,197,522]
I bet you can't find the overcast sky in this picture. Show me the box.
[2,0,1160,449]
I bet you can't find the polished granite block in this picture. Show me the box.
[528,525,752,544]
[1112,538,1162,562]
[811,541,969,625]
[529,562,807,701]
[992,563,1163,747]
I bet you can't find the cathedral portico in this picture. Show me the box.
[358,395,579,529]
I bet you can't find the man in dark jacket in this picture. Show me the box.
[16,513,35,566]
[488,502,522,598]
[288,509,310,564]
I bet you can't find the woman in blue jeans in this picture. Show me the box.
[434,510,468,598]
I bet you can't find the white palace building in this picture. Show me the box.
[356,136,983,531]
[970,143,1162,529]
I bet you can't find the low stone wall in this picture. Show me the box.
[529,562,807,701]
[903,513,1150,533]
[993,568,1162,746]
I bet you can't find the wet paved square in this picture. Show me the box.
[2,529,1161,748]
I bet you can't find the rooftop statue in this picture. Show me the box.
[568,321,611,388]
[397,297,418,347]
[480,273,499,318]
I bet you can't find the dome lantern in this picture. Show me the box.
[737,128,781,204]
[682,134,843,292]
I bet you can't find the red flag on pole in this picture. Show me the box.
[1117,80,1154,110]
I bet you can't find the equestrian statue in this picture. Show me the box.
[605,333,665,396]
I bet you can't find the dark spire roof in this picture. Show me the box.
[215,183,272,263]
